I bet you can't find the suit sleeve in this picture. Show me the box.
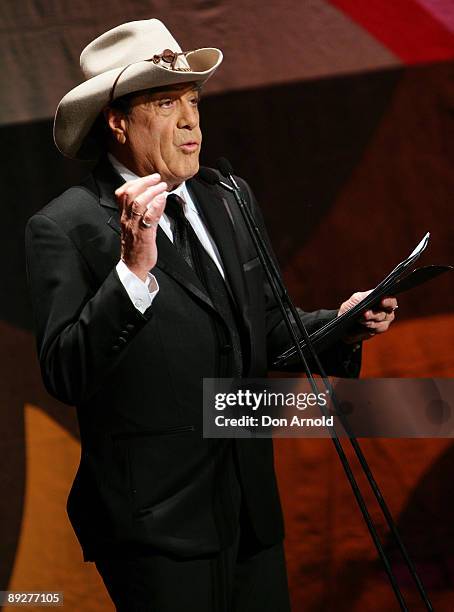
[238,179,362,378]
[25,213,153,406]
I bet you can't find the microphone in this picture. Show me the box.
[198,166,235,193]
[217,157,241,191]
[216,157,233,175]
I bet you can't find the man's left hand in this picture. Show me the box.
[338,291,398,344]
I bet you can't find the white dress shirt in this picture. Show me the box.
[109,154,225,313]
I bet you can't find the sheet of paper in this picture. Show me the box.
[273,233,451,368]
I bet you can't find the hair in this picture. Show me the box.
[89,92,136,150]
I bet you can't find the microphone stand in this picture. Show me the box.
[201,161,433,611]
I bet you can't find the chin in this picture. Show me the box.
[176,161,200,183]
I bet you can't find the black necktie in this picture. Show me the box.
[164,193,197,272]
[164,193,243,377]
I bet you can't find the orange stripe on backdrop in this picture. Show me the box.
[361,313,454,378]
[7,404,111,611]
[328,0,454,63]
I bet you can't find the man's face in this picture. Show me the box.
[120,83,202,187]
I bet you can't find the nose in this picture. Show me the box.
[177,100,198,130]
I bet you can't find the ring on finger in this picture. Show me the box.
[130,200,143,217]
[140,217,153,228]
[140,215,158,229]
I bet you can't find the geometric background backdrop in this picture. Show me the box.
[1,1,453,609]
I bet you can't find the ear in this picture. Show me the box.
[104,107,128,145]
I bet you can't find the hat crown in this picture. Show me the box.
[80,19,184,79]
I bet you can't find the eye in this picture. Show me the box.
[158,98,175,109]
[190,95,200,106]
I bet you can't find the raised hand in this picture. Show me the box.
[115,173,168,281]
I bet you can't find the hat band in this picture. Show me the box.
[108,49,194,104]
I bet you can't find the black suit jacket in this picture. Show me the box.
[25,159,360,560]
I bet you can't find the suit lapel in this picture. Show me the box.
[187,176,248,314]
[93,159,215,311]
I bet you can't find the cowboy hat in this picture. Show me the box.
[54,19,223,159]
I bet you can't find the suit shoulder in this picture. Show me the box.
[32,181,97,221]
[27,176,100,230]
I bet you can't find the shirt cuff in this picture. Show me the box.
[116,259,159,314]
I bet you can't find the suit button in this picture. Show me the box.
[221,344,232,354]
[125,323,135,331]
[118,337,127,345]
[118,334,128,343]
[112,345,120,352]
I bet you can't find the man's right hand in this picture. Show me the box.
[115,174,168,281]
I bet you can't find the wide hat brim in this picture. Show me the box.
[54,47,222,160]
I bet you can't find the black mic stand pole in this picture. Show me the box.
[216,161,433,611]
[202,161,433,611]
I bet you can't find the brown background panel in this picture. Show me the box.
[0,0,398,125]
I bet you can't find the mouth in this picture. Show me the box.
[179,142,199,153]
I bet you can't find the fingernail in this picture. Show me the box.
[150,173,160,180]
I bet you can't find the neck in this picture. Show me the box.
[108,143,146,178]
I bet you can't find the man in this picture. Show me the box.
[25,19,396,611]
